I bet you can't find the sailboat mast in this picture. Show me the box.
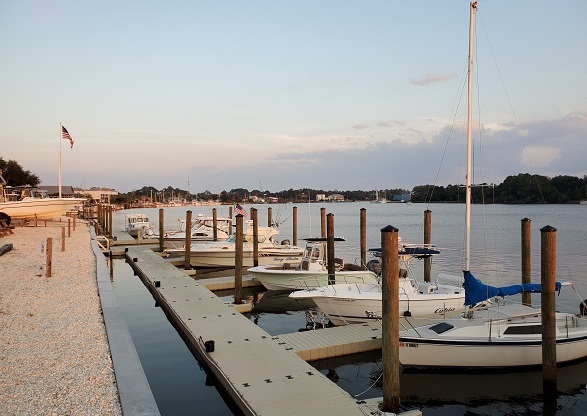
[465,2,477,272]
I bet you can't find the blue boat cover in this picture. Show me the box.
[463,270,562,306]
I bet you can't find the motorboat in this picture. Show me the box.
[147,214,231,248]
[165,224,303,268]
[289,244,464,326]
[124,213,156,237]
[0,184,86,221]
[248,237,379,291]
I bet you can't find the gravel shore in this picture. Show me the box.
[0,219,122,415]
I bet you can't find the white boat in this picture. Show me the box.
[396,2,587,371]
[125,213,156,237]
[289,244,464,326]
[0,184,86,221]
[165,224,303,268]
[248,237,379,291]
[147,214,231,248]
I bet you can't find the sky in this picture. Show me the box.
[1,1,585,194]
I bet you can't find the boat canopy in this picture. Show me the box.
[463,270,562,306]
[368,246,440,258]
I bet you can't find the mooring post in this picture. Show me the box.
[424,210,432,282]
[184,210,192,270]
[267,206,272,227]
[68,218,71,237]
[381,225,400,414]
[541,225,557,397]
[212,208,218,240]
[522,218,532,306]
[234,214,244,304]
[292,206,298,247]
[159,208,165,252]
[61,227,66,252]
[360,208,367,270]
[320,207,326,238]
[327,213,335,285]
[45,237,52,278]
[108,205,113,238]
[252,208,259,267]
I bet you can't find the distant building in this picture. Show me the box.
[40,185,77,197]
[316,194,326,202]
[266,196,279,204]
[327,194,344,202]
[391,193,411,202]
[83,187,119,203]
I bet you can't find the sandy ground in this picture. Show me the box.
[0,218,122,415]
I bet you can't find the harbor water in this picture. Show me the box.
[111,202,587,415]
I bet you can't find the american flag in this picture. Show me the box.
[62,126,74,148]
[234,203,247,217]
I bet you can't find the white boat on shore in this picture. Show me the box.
[289,244,464,325]
[0,184,86,221]
[248,237,379,291]
[165,225,303,268]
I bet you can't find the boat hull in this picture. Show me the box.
[248,267,379,291]
[187,250,303,268]
[0,198,86,220]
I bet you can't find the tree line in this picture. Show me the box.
[2,157,585,204]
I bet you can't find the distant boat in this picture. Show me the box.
[0,184,85,221]
[125,213,156,237]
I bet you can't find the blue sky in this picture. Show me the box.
[1,1,585,194]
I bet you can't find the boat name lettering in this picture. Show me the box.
[399,342,419,348]
[434,307,456,314]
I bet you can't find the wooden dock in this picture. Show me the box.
[123,246,420,416]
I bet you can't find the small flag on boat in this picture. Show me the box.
[62,126,74,148]
[234,203,247,217]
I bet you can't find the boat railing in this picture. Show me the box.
[292,274,375,292]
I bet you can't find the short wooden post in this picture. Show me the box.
[184,210,192,270]
[212,208,218,240]
[73,217,76,231]
[320,207,326,238]
[45,237,52,277]
[424,210,432,282]
[381,225,400,414]
[267,207,272,227]
[252,208,259,267]
[234,215,244,304]
[34,215,38,227]
[327,213,335,285]
[541,225,557,395]
[108,205,113,238]
[61,227,66,251]
[360,208,367,269]
[522,218,532,306]
[159,208,165,252]
[68,218,71,237]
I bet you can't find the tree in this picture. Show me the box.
[0,157,40,186]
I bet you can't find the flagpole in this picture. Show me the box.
[59,122,63,198]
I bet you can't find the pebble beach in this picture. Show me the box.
[0,219,122,415]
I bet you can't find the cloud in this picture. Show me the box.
[411,73,456,86]
[521,146,561,169]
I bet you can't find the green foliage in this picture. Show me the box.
[0,157,40,186]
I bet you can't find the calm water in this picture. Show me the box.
[112,202,587,415]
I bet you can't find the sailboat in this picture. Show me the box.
[397,2,587,370]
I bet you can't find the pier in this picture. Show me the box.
[121,245,419,415]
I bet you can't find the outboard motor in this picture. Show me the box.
[366,259,381,276]
[281,239,290,246]
[0,212,11,226]
[580,300,587,316]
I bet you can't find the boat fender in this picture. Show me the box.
[403,310,412,317]
[580,300,587,316]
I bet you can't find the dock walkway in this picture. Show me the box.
[124,246,383,416]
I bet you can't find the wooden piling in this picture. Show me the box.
[234,215,244,304]
[68,218,71,237]
[159,208,165,252]
[45,237,52,277]
[320,208,326,238]
[184,210,192,270]
[108,205,113,238]
[327,213,335,285]
[268,207,273,227]
[381,225,400,414]
[292,206,298,247]
[522,218,532,306]
[61,227,66,251]
[360,208,367,270]
[424,210,431,282]
[252,208,259,267]
[540,225,557,394]
[212,208,218,240]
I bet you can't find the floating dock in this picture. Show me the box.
[122,245,420,416]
